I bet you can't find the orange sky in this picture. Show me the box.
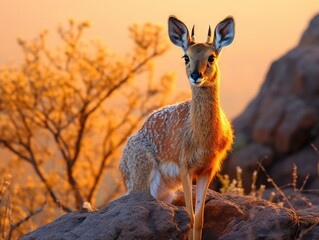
[0,0,318,118]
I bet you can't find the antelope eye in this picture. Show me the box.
[183,55,190,64]
[208,55,215,63]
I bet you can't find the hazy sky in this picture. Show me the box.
[0,0,318,118]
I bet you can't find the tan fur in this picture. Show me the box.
[119,16,235,240]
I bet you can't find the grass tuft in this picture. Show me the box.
[217,167,265,197]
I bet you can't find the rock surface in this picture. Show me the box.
[21,192,191,240]
[224,13,319,191]
[175,190,298,240]
[22,189,319,240]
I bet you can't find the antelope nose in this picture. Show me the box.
[190,72,202,82]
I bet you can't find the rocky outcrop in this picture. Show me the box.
[21,192,191,240]
[224,14,319,191]
[173,190,299,240]
[22,189,319,240]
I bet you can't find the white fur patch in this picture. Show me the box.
[160,162,180,178]
[189,77,200,85]
[150,167,181,202]
[189,77,208,86]
[150,169,161,199]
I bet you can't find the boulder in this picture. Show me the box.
[226,13,319,191]
[269,136,319,189]
[299,14,319,46]
[174,189,301,240]
[21,192,191,240]
[225,143,273,190]
[22,189,319,240]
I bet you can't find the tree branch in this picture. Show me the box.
[0,140,31,164]
[87,105,153,203]
[7,200,47,239]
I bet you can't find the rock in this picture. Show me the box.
[173,188,319,240]
[22,189,319,240]
[273,97,317,153]
[251,96,317,153]
[263,188,319,240]
[251,97,286,146]
[249,50,319,154]
[263,188,319,211]
[299,224,319,240]
[299,14,319,46]
[173,190,247,239]
[269,136,319,189]
[21,192,191,240]
[224,143,273,191]
[205,194,297,240]
[226,14,319,191]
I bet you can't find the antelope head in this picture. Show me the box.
[168,16,235,87]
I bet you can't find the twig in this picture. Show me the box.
[292,163,298,192]
[7,200,47,239]
[310,143,319,177]
[257,162,295,211]
[299,174,310,192]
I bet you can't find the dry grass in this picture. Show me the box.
[258,150,319,240]
[310,143,319,177]
[218,152,319,239]
[217,167,265,198]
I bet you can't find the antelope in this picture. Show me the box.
[119,15,235,240]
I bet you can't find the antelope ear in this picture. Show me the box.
[213,16,235,52]
[168,16,191,52]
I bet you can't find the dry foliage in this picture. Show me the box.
[218,167,265,198]
[0,20,175,239]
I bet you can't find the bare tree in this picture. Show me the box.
[0,20,175,238]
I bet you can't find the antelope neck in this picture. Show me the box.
[189,83,221,141]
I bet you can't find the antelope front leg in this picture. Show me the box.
[194,170,214,240]
[181,169,194,240]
